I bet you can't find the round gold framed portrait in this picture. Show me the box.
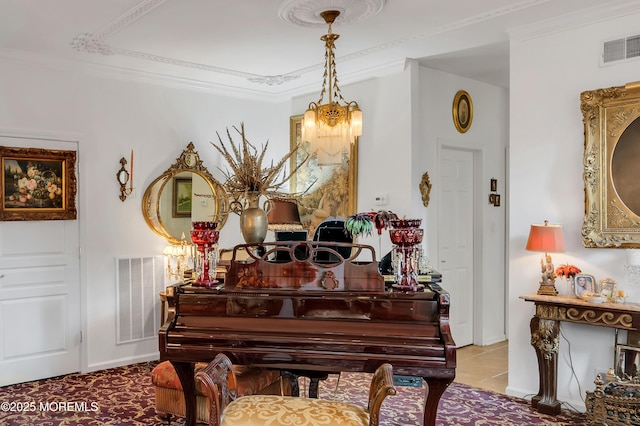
[452,90,473,133]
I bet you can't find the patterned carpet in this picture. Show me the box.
[0,361,588,425]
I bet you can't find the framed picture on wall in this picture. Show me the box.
[172,177,192,218]
[0,146,77,221]
[289,114,358,237]
[453,90,473,133]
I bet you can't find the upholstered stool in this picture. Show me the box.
[196,354,396,426]
[151,360,287,425]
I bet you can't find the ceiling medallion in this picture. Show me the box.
[278,0,385,28]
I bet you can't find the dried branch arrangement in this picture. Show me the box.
[211,123,308,202]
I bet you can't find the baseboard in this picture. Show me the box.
[505,385,586,413]
[477,335,507,346]
[84,352,159,373]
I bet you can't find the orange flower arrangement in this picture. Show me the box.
[555,264,581,279]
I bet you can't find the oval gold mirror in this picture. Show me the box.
[142,142,229,244]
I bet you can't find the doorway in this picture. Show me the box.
[0,134,81,386]
[437,146,478,347]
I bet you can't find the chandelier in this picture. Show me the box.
[302,10,362,165]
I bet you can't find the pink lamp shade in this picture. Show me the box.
[525,221,565,253]
[267,198,303,231]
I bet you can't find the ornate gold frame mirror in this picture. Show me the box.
[582,81,640,247]
[142,142,229,244]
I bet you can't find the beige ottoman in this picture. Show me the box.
[151,360,287,424]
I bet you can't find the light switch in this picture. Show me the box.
[374,193,388,206]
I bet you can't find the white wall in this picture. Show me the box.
[508,11,640,410]
[0,57,289,371]
[420,66,509,345]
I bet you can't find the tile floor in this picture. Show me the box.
[454,340,508,394]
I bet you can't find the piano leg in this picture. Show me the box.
[423,377,453,426]
[280,371,300,396]
[280,370,329,398]
[171,361,196,426]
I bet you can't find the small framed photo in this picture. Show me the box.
[489,194,496,204]
[599,278,618,300]
[490,178,497,192]
[574,274,595,298]
[493,194,501,207]
[615,344,640,379]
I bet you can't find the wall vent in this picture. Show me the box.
[602,34,640,65]
[116,256,165,345]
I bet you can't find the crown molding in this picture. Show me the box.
[508,0,640,41]
[65,0,547,91]
[0,128,83,143]
[0,48,405,103]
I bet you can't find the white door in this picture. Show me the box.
[438,147,475,347]
[0,136,80,386]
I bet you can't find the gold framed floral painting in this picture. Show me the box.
[1,146,77,221]
[582,81,640,247]
[289,115,358,237]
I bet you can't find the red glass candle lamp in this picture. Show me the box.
[190,221,219,287]
[389,219,424,291]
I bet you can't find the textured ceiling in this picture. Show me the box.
[1,0,638,100]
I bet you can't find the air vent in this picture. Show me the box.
[116,256,164,344]
[602,34,640,65]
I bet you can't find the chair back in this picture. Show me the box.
[313,218,353,262]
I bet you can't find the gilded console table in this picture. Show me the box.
[521,294,640,415]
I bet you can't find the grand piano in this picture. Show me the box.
[159,242,456,426]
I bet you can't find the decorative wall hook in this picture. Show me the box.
[117,150,134,201]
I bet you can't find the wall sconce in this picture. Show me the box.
[117,150,134,202]
[526,220,565,295]
[163,238,194,282]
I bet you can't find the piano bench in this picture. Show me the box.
[151,360,288,425]
[196,354,397,426]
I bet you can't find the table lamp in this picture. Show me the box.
[267,198,304,232]
[526,220,565,296]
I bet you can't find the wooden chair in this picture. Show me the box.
[195,353,397,426]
